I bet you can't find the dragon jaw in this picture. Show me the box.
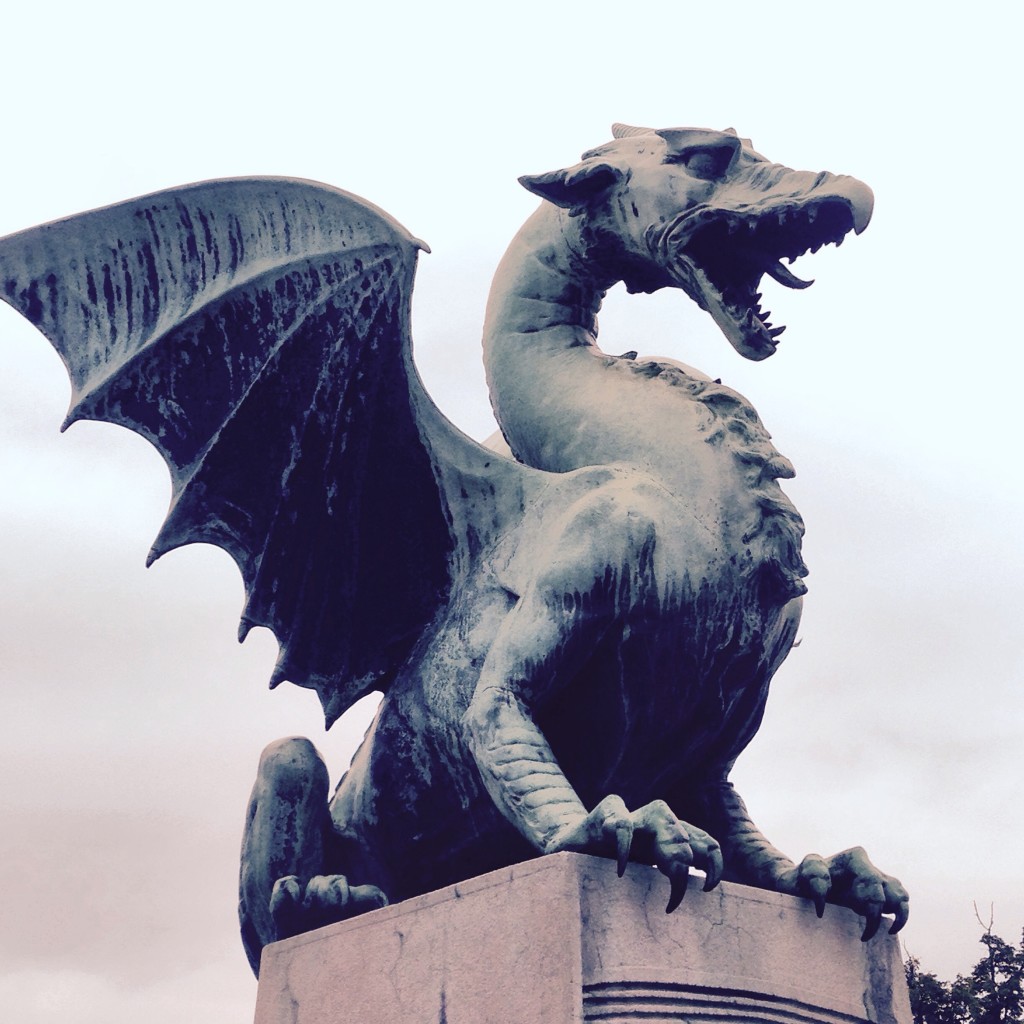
[522,127,875,363]
[647,176,874,361]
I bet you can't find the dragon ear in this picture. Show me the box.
[612,122,655,138]
[519,161,624,209]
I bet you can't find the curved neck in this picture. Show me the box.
[481,202,808,604]
[483,205,606,346]
[482,204,618,471]
[483,204,707,480]
[485,203,609,333]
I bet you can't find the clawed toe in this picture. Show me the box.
[269,875,307,940]
[546,795,722,914]
[890,894,910,935]
[790,854,831,917]
[787,847,909,940]
[665,860,690,914]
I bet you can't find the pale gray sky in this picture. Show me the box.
[1,2,1021,1021]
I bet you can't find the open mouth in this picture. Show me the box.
[650,188,871,360]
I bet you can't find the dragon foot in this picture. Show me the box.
[777,846,909,940]
[270,874,388,941]
[544,795,724,913]
[239,737,389,972]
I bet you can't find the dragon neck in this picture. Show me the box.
[482,203,648,472]
[482,202,808,602]
[483,204,720,485]
[483,204,605,460]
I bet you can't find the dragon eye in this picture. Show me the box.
[681,144,738,180]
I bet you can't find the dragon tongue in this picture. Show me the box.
[767,260,814,290]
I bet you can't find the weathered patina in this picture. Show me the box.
[0,124,908,977]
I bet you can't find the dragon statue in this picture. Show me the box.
[0,124,908,976]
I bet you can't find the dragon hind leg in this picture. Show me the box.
[238,737,387,976]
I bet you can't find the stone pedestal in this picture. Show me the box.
[254,852,911,1024]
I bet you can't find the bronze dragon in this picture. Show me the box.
[0,124,909,976]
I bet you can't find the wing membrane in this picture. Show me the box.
[0,179,457,720]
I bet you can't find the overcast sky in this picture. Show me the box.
[1,2,1021,1021]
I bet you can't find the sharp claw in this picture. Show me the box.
[615,820,633,876]
[703,846,724,891]
[807,876,829,918]
[665,862,689,913]
[861,908,882,941]
[889,899,910,935]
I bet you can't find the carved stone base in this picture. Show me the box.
[254,852,911,1024]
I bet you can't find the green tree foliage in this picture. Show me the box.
[907,914,1024,1024]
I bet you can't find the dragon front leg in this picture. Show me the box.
[698,779,909,939]
[463,492,723,911]
[464,664,723,912]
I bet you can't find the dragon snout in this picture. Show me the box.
[834,176,874,234]
[650,162,875,361]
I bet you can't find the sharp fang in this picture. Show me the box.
[767,260,814,290]
[769,325,786,338]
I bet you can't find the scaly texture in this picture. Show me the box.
[0,127,909,977]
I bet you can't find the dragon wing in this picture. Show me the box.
[0,178,529,724]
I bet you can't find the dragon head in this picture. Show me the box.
[520,123,873,360]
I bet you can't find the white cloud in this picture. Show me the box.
[0,964,253,1024]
